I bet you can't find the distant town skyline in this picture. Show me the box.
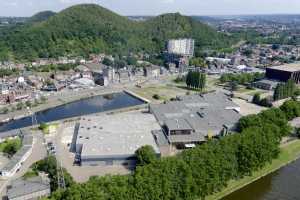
[1,0,300,17]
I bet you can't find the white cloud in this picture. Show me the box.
[162,0,175,3]
[4,1,18,6]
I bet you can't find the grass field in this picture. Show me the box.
[132,75,220,103]
[206,139,300,200]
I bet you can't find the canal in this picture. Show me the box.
[222,158,300,200]
[0,92,145,133]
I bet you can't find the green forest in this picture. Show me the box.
[44,100,300,200]
[0,4,238,61]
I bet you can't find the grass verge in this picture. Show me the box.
[206,139,300,200]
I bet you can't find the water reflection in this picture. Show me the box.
[222,159,300,200]
[0,92,144,133]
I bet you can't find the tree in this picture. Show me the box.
[199,73,206,92]
[126,57,137,66]
[114,59,127,69]
[152,94,161,100]
[229,81,238,92]
[1,138,22,157]
[25,100,32,108]
[190,57,207,68]
[102,58,113,66]
[186,71,206,91]
[0,107,9,114]
[135,145,158,166]
[273,79,296,101]
[280,100,300,120]
[16,102,24,110]
[252,93,261,104]
[259,98,272,108]
[33,156,74,191]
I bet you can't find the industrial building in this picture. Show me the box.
[150,92,241,148]
[6,175,51,200]
[71,111,160,167]
[266,63,300,83]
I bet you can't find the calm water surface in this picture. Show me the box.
[222,159,300,200]
[0,92,144,133]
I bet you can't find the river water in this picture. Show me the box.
[222,158,300,200]
[0,92,145,133]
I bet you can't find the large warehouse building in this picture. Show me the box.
[150,92,241,148]
[71,111,161,167]
[266,63,300,83]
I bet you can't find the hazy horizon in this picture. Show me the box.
[1,0,300,17]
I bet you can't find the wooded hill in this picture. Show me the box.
[0,4,238,61]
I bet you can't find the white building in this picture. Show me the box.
[167,38,195,57]
[0,134,33,178]
[71,111,161,167]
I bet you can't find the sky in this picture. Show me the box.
[1,0,300,17]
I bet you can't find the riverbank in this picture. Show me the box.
[0,87,122,122]
[206,139,300,200]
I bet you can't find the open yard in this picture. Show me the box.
[132,75,220,103]
[232,98,267,116]
[132,83,193,103]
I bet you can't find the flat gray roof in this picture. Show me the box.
[267,63,300,72]
[76,111,160,158]
[150,92,241,142]
[7,176,50,199]
[164,118,192,131]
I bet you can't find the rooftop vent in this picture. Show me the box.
[175,119,179,129]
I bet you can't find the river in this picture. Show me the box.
[0,92,145,133]
[222,158,300,200]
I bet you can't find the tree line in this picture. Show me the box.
[252,93,272,107]
[273,79,296,101]
[186,71,206,91]
[0,4,238,61]
[45,99,300,200]
[220,72,265,85]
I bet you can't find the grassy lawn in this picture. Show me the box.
[206,139,300,200]
[0,137,22,155]
[22,169,38,179]
[39,123,59,135]
[132,75,222,103]
[133,83,194,103]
